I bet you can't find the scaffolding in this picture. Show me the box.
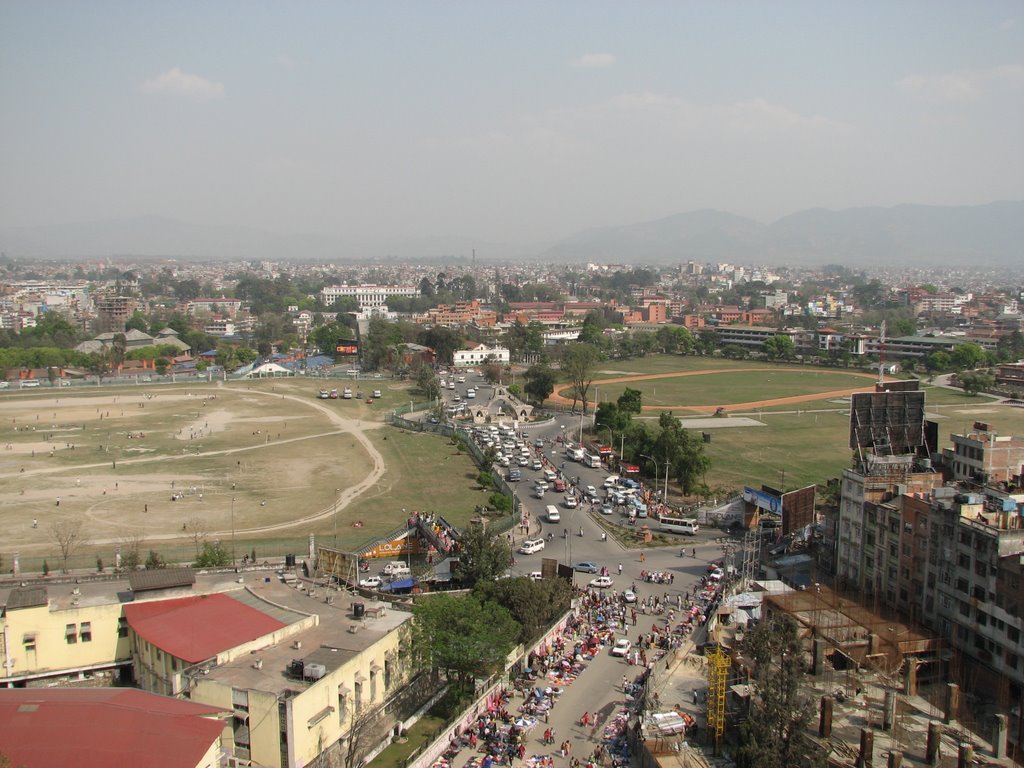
[705,646,731,750]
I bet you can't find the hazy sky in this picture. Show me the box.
[1,1,1021,243]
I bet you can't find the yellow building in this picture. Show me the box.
[183,581,414,768]
[1,584,132,686]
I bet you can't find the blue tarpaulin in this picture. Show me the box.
[379,577,416,592]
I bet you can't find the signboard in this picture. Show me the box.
[743,486,781,514]
[362,531,421,558]
[622,464,640,474]
[335,339,360,355]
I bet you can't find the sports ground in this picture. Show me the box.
[0,379,491,572]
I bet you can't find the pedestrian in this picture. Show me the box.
[622,675,628,690]
[693,689,699,705]
[639,551,646,563]
[692,547,696,558]
[617,563,623,575]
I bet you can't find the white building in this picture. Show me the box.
[453,344,510,368]
[320,284,419,313]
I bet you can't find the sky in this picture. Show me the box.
[1,1,1021,244]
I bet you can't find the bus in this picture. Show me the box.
[659,516,699,535]
[582,452,602,468]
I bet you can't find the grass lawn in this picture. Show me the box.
[578,367,875,409]
[367,714,446,768]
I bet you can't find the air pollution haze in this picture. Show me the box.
[1,2,1021,261]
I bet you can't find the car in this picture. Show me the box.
[589,576,614,589]
[573,561,600,574]
[603,475,620,488]
[533,487,546,499]
[528,571,543,581]
[429,417,440,424]
[59,379,72,387]
[622,589,637,603]
[359,576,382,588]
[507,470,521,481]
[600,504,614,516]
[563,495,578,509]
[531,459,543,471]
[20,380,40,388]
[518,456,529,467]
[585,485,597,498]
[0,381,9,389]
[519,538,545,554]
[366,398,374,404]
[534,480,549,492]
[534,439,545,447]
[611,638,632,657]
[545,507,561,523]
[372,389,382,398]
[708,568,725,581]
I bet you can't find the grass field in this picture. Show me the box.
[0,378,491,572]
[558,354,1024,497]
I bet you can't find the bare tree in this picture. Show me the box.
[183,516,208,557]
[118,533,145,571]
[48,519,89,573]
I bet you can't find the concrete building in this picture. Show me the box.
[943,423,1024,485]
[453,343,510,367]
[320,284,419,313]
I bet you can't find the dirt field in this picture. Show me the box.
[0,379,488,571]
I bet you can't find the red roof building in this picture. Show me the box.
[125,593,286,664]
[0,688,226,768]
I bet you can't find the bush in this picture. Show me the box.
[477,471,494,489]
[488,493,512,513]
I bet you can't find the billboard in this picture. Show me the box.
[849,390,926,453]
[335,339,360,355]
[743,486,781,514]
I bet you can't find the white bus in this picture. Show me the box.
[659,516,699,535]
[582,452,602,468]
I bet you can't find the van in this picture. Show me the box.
[677,519,700,535]
[466,389,476,399]
[20,380,40,388]
[382,561,411,577]
[372,389,382,398]
[545,505,561,523]
[543,469,557,482]
[518,538,545,554]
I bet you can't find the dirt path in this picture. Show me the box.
[551,367,880,413]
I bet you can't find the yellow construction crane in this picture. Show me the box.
[705,646,731,751]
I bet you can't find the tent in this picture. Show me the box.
[378,577,416,592]
[243,363,293,378]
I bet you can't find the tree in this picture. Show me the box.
[183,516,208,557]
[652,412,711,497]
[763,334,796,361]
[523,363,557,404]
[595,401,629,434]
[411,593,520,692]
[482,361,503,385]
[735,616,827,768]
[957,370,994,396]
[415,365,442,401]
[454,523,512,585]
[145,550,166,570]
[473,576,573,644]
[950,342,986,371]
[656,325,694,355]
[617,387,643,416]
[194,541,232,567]
[125,311,149,332]
[119,534,144,571]
[561,343,601,413]
[924,350,951,374]
[48,519,88,573]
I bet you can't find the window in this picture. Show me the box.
[23,633,36,652]
[65,623,78,644]
[118,617,128,638]
[79,622,92,643]
[958,553,971,569]
[959,601,971,618]
[354,682,363,715]
[956,578,969,594]
[1009,626,1020,644]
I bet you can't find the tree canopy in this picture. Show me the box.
[561,343,602,413]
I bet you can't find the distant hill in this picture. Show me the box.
[543,201,1024,267]
[2,202,1020,266]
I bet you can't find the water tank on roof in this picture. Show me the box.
[353,602,365,619]
[304,663,327,681]
[289,659,304,678]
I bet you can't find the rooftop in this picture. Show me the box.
[124,592,289,663]
[0,688,226,768]
[197,576,408,693]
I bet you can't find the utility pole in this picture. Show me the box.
[230,496,237,570]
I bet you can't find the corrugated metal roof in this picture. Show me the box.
[128,567,196,592]
[0,688,226,768]
[4,586,48,611]
[124,593,286,663]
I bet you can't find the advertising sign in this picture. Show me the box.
[743,486,781,514]
[335,339,360,355]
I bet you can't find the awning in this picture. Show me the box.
[379,577,416,592]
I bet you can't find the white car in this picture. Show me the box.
[529,571,543,581]
[622,589,637,603]
[603,475,620,488]
[519,538,545,554]
[0,382,9,389]
[589,576,614,589]
[359,576,382,589]
[611,638,632,657]
[585,485,597,498]
[563,495,578,509]
[532,459,543,471]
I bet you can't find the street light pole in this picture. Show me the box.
[230,496,237,570]
[663,461,671,503]
[640,454,659,495]
[333,488,340,548]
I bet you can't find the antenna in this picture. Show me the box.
[877,320,887,388]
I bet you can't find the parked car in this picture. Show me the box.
[611,638,632,657]
[573,561,600,574]
[589,576,614,589]
[359,576,382,589]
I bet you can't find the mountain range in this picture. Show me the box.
[1,201,1021,267]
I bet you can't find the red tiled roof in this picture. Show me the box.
[124,593,286,663]
[0,688,226,768]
